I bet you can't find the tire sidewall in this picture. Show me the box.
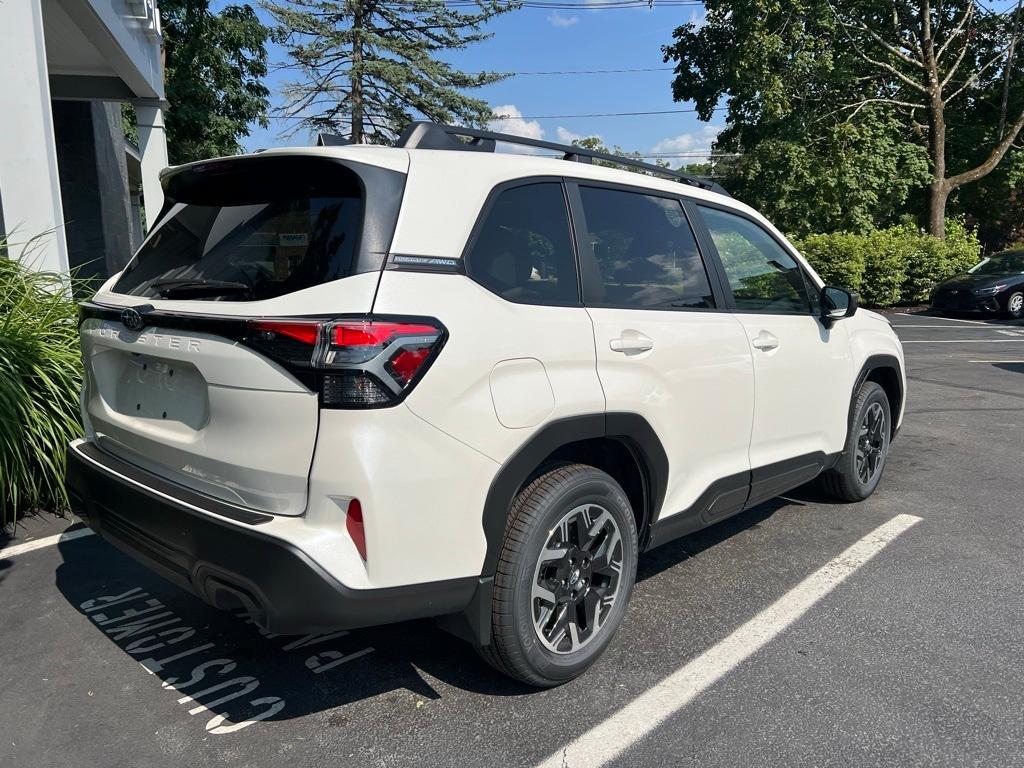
[508,472,638,684]
[1006,291,1024,319]
[844,384,891,498]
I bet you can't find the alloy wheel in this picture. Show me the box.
[531,504,623,654]
[1008,293,1024,316]
[855,401,887,485]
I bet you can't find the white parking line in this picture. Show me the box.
[892,325,1004,329]
[896,313,989,325]
[535,514,922,768]
[900,339,1024,344]
[969,360,1024,363]
[0,527,95,559]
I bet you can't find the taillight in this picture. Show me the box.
[240,316,445,409]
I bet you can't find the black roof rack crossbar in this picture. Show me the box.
[396,121,728,195]
[316,133,352,147]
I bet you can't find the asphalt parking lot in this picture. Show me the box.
[3,310,1024,768]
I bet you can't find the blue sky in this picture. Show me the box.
[240,2,719,160]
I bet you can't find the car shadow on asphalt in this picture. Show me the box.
[994,363,1024,374]
[53,495,802,726]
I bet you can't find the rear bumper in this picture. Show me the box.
[65,440,476,634]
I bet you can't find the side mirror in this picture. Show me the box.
[820,286,858,326]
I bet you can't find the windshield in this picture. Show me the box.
[968,251,1024,276]
[114,157,367,301]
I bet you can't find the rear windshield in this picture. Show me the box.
[115,156,399,301]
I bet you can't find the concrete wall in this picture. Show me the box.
[0,0,70,271]
[0,0,166,276]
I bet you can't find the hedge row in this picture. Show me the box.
[794,220,981,307]
[1,250,83,526]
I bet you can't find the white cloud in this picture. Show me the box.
[555,126,585,144]
[489,104,545,141]
[651,125,722,157]
[547,11,579,27]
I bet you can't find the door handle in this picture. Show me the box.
[751,331,779,351]
[610,330,654,354]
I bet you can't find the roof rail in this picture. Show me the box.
[395,121,729,195]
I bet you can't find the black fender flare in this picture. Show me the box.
[848,354,904,444]
[439,412,668,646]
[477,412,669,579]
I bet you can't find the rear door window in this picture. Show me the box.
[464,182,579,306]
[114,157,391,301]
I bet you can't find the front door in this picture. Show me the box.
[695,204,853,502]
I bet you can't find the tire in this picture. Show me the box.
[818,381,892,502]
[1005,291,1024,320]
[478,463,639,687]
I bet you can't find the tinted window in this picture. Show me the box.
[465,183,579,305]
[700,206,812,313]
[970,251,1024,275]
[115,159,365,301]
[578,187,714,309]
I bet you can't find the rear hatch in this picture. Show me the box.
[80,151,408,515]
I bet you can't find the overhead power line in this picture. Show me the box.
[502,66,674,75]
[384,0,703,7]
[270,105,727,121]
[496,106,727,119]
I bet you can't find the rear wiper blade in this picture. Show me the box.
[150,279,253,298]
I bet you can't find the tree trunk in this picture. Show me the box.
[350,0,364,143]
[926,91,948,238]
[927,181,950,238]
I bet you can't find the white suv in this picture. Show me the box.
[66,123,905,687]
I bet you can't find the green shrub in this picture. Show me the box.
[794,220,982,307]
[861,227,910,307]
[795,232,868,293]
[1,243,83,526]
[898,219,980,304]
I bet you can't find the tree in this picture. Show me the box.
[830,1,1024,236]
[664,1,1024,237]
[161,1,273,164]
[721,110,930,237]
[262,0,516,144]
[568,136,671,172]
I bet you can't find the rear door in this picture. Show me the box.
[694,203,853,499]
[80,152,406,515]
[570,182,755,530]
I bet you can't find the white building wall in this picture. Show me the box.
[0,0,70,272]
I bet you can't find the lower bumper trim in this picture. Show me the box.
[65,441,477,634]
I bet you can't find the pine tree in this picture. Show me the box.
[262,0,517,144]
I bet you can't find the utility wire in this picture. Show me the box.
[383,0,703,7]
[499,66,674,75]
[270,106,726,121]
[496,106,726,119]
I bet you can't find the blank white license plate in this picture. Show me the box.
[114,353,208,429]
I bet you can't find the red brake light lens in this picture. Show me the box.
[330,322,439,347]
[250,320,320,345]
[386,347,431,385]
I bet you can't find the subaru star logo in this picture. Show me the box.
[120,307,145,332]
